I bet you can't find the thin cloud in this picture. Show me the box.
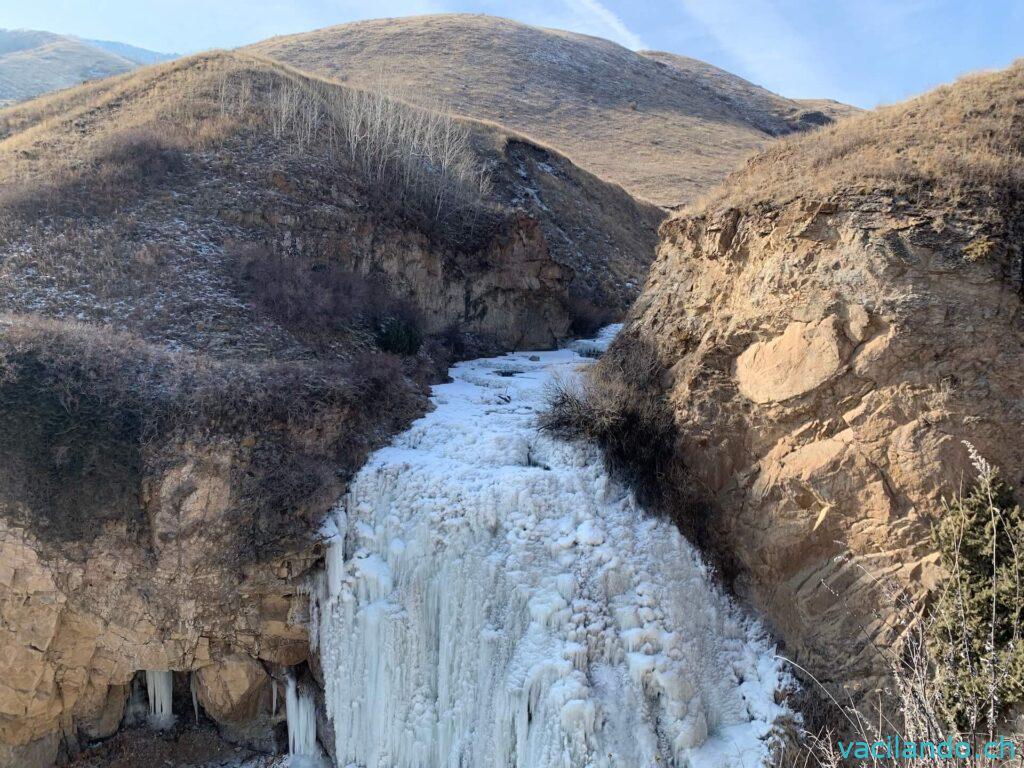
[561,0,646,49]
[676,0,835,98]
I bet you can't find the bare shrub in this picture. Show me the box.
[0,126,187,220]
[212,63,496,245]
[92,127,187,197]
[230,242,424,355]
[231,242,374,331]
[540,335,705,534]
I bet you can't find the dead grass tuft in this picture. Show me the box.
[540,335,709,540]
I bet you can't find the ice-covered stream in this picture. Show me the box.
[310,327,789,767]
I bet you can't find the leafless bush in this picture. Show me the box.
[229,242,425,354]
[540,335,707,536]
[213,65,495,245]
[0,126,186,220]
[231,242,374,331]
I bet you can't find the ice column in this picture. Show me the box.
[286,676,319,758]
[144,670,175,730]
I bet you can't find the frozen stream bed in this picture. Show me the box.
[311,327,790,767]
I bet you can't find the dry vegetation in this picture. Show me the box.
[776,449,1024,767]
[695,61,1024,217]
[540,336,711,542]
[0,313,423,558]
[211,60,497,244]
[0,53,482,557]
[250,14,853,206]
[0,51,496,245]
[0,49,658,563]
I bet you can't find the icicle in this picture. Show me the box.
[144,670,175,730]
[190,672,199,723]
[271,678,278,717]
[285,675,318,758]
[312,326,792,768]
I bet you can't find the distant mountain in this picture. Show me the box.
[80,37,178,66]
[0,28,174,105]
[251,14,857,206]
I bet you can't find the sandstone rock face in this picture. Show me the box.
[0,446,317,766]
[621,198,1024,693]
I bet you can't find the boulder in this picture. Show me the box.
[194,655,268,725]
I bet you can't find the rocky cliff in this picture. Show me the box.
[0,52,659,765]
[588,62,1024,696]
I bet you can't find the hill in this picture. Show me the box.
[551,61,1024,703]
[0,51,661,762]
[250,14,855,206]
[81,37,179,65]
[0,28,173,106]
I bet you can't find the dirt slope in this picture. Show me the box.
[251,13,853,206]
[575,61,1024,695]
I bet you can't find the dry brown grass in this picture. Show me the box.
[0,50,499,246]
[0,49,660,344]
[249,14,852,206]
[0,313,423,558]
[694,60,1024,217]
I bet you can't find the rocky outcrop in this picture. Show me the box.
[224,203,574,350]
[615,196,1023,693]
[0,462,315,765]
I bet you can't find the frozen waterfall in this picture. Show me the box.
[312,326,789,767]
[145,670,174,730]
[286,676,321,760]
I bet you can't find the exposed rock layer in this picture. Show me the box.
[613,196,1023,691]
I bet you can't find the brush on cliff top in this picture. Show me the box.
[694,60,1024,218]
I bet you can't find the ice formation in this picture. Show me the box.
[313,326,789,767]
[286,676,320,759]
[190,672,200,723]
[145,670,175,730]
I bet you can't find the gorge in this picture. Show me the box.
[309,329,788,767]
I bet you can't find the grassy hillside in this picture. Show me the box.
[0,51,659,555]
[251,14,854,206]
[0,28,172,106]
[692,60,1024,220]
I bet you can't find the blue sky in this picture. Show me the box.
[2,0,1021,107]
